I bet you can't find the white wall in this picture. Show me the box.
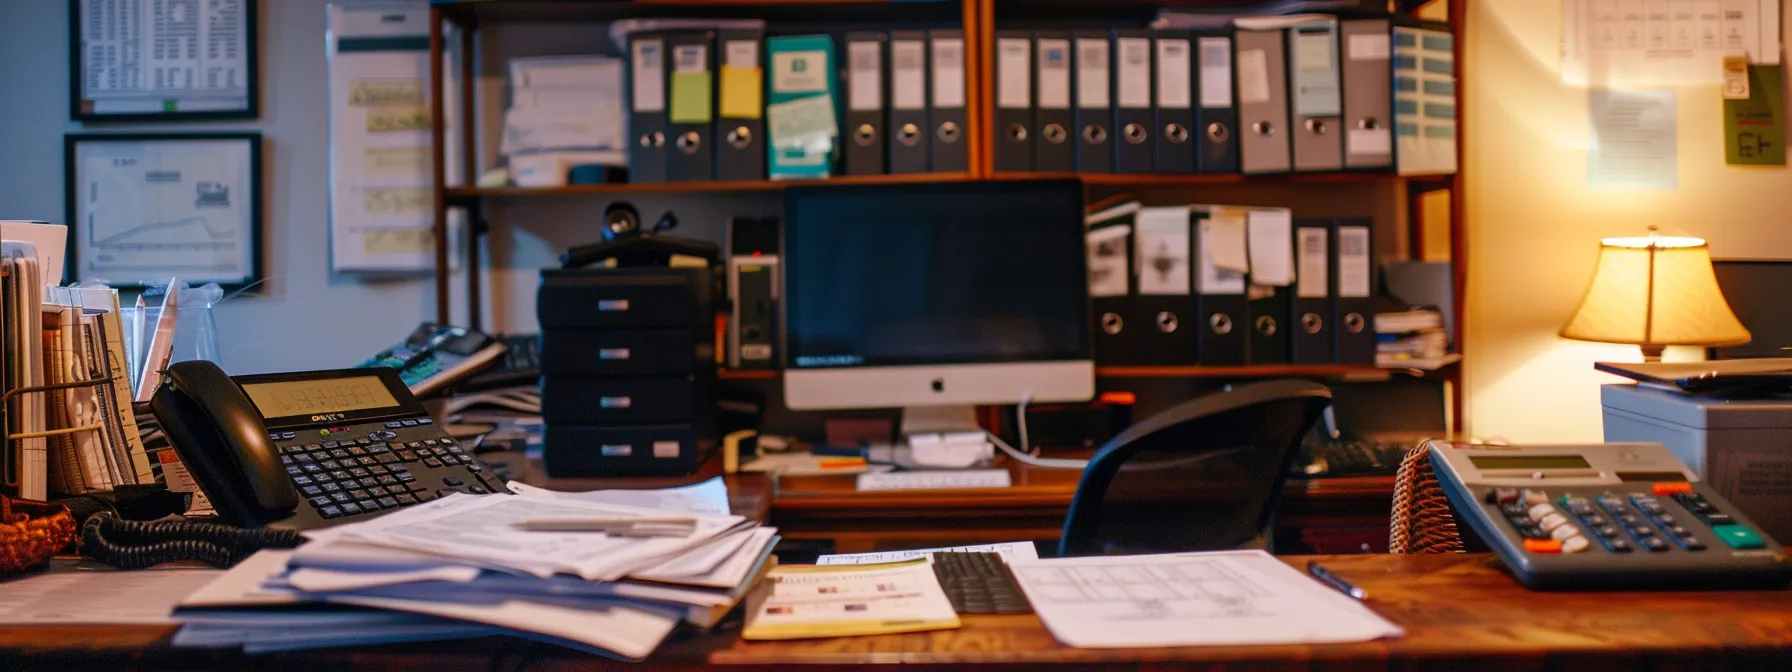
[1464,0,1792,441]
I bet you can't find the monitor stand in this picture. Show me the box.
[898,405,982,437]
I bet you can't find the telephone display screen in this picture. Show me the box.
[241,376,400,418]
[1468,455,1593,470]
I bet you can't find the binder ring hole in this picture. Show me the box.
[676,131,702,154]
[1165,123,1188,143]
[1301,313,1324,334]
[1123,123,1147,144]
[1252,121,1275,136]
[1306,119,1327,135]
[899,123,921,146]
[643,131,666,148]
[854,123,877,146]
[1083,125,1107,144]
[1156,311,1179,333]
[1210,313,1234,335]
[938,121,961,142]
[1043,124,1067,144]
[1255,315,1278,337]
[1007,123,1028,142]
[728,126,753,148]
[1344,312,1367,334]
[1358,117,1380,130]
[1100,312,1124,335]
[1207,122,1229,142]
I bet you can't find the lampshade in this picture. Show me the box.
[1560,235,1751,355]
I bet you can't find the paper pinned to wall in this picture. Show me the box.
[1589,88,1679,189]
[1561,0,1780,87]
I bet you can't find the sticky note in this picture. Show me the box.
[669,71,713,124]
[719,66,763,120]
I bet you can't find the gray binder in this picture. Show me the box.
[1235,29,1291,174]
[1340,19,1394,169]
[1288,19,1342,172]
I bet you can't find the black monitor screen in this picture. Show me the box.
[784,180,1090,369]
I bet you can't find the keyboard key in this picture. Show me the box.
[322,441,340,449]
[369,465,389,475]
[1702,512,1735,525]
[340,503,364,515]
[411,490,435,502]
[402,420,418,427]
[302,464,323,474]
[377,475,400,486]
[358,477,381,488]
[376,453,399,464]
[396,494,417,505]
[293,475,314,486]
[322,483,342,493]
[369,486,390,497]
[349,468,371,478]
[301,485,323,497]
[358,498,381,510]
[347,446,367,456]
[1607,538,1632,553]
[308,496,332,508]
[424,457,443,468]
[331,492,352,504]
[395,471,416,483]
[330,449,351,459]
[320,460,341,470]
[378,496,400,508]
[1714,524,1767,549]
[283,445,308,455]
[442,477,465,487]
[294,453,314,463]
[466,461,483,471]
[397,451,418,462]
[348,489,369,500]
[1643,537,1669,552]
[330,470,352,481]
[319,506,344,519]
[286,466,304,476]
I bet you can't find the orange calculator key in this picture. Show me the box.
[1652,482,1694,495]
[1524,539,1563,554]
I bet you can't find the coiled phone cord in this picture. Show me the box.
[80,512,304,569]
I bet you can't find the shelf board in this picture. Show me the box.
[435,0,959,24]
[991,171,1419,186]
[718,369,779,380]
[446,172,976,199]
[1096,364,1397,379]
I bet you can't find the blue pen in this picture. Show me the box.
[1307,561,1368,600]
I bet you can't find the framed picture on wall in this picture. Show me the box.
[64,133,264,291]
[69,0,260,122]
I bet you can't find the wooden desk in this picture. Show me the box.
[6,554,1792,671]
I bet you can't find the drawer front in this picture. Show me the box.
[540,329,703,377]
[540,377,700,425]
[538,270,708,329]
[542,424,713,477]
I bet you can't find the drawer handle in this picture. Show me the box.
[599,299,630,312]
[599,348,632,360]
[601,444,632,456]
[601,396,633,409]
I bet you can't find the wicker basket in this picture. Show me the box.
[1389,442,1465,554]
[0,496,76,572]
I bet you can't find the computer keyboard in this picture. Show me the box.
[931,552,1032,614]
[855,469,1012,491]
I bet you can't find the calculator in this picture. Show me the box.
[1428,440,1792,590]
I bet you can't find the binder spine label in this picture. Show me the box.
[1117,38,1151,108]
[1292,26,1341,116]
[1155,39,1192,109]
[1077,39,1110,107]
[1237,48,1270,105]
[1087,226,1130,298]
[632,39,666,111]
[1198,37,1233,108]
[1039,39,1072,109]
[932,38,966,108]
[849,42,882,111]
[1337,227,1371,297]
[772,51,828,92]
[998,38,1031,108]
[1296,228,1329,298]
[892,41,926,110]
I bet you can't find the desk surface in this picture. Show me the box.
[5,554,1791,671]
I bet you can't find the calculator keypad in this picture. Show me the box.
[1485,485,1771,556]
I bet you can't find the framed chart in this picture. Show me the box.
[64,133,264,291]
[69,0,260,121]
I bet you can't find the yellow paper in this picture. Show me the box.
[719,65,763,119]
[362,227,434,255]
[669,71,713,124]
[366,105,430,132]
[363,187,429,216]
[349,78,424,106]
[361,147,428,176]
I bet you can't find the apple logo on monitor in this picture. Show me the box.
[931,378,945,393]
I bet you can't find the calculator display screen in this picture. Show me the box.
[1468,455,1592,470]
[242,376,400,418]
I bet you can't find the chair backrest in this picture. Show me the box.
[1057,380,1332,557]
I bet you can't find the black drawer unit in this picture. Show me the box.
[540,376,705,425]
[538,329,706,377]
[542,424,717,477]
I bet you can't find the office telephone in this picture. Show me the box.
[1430,440,1792,590]
[358,322,509,398]
[150,361,504,530]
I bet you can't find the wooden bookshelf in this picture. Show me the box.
[444,173,976,200]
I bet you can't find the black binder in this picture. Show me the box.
[844,31,887,175]
[1192,208,1248,366]
[887,31,929,174]
[1033,31,1076,172]
[715,29,765,181]
[929,29,969,172]
[1072,30,1113,173]
[627,32,668,183]
[1112,28,1154,174]
[1152,29,1195,174]
[994,30,1033,172]
[1332,218,1377,364]
[1290,219,1334,364]
[1086,202,1140,366]
[1248,284,1291,364]
[1133,206,1197,365]
[666,31,715,182]
[1193,30,1239,174]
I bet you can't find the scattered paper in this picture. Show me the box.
[743,559,960,640]
[508,476,731,515]
[819,541,1040,565]
[1011,550,1403,648]
[1589,88,1679,189]
[1208,210,1251,273]
[0,569,222,624]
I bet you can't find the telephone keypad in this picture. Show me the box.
[270,415,503,527]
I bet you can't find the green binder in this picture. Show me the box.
[765,35,838,180]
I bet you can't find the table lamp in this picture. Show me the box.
[1560,231,1750,361]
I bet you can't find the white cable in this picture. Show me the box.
[989,431,1090,470]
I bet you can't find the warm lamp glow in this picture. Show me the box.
[1560,235,1750,361]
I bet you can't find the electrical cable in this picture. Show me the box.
[80,512,304,570]
[990,395,1089,470]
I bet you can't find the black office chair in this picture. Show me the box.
[1057,380,1333,557]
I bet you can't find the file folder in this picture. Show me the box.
[1134,207,1197,365]
[1235,28,1291,174]
[1393,24,1457,175]
[766,35,837,180]
[1034,31,1076,173]
[844,31,887,175]
[1340,19,1394,169]
[1194,31,1239,173]
[1113,29,1154,173]
[1290,219,1334,364]
[716,29,766,181]
[929,29,969,173]
[994,30,1034,172]
[1288,19,1343,172]
[1245,208,1294,364]
[888,31,929,174]
[1073,31,1114,173]
[1152,29,1196,174]
[666,31,716,182]
[628,32,668,183]
[1332,218,1376,364]
[1192,207,1249,366]
[1086,202,1141,366]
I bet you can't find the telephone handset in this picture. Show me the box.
[150,360,503,530]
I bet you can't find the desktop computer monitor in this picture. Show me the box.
[781,179,1093,434]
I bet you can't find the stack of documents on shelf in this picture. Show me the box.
[1375,307,1456,370]
[503,56,627,187]
[176,487,778,659]
[1,240,49,499]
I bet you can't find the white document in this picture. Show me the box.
[1117,38,1152,108]
[1295,226,1330,299]
[891,40,926,111]
[848,41,882,112]
[508,476,731,515]
[633,526,778,589]
[932,37,966,108]
[1236,49,1271,105]
[1196,213,1249,295]
[287,565,481,593]
[1011,550,1403,648]
[1562,0,1778,86]
[75,0,251,116]
[631,38,667,112]
[71,139,258,285]
[1206,210,1251,273]
[743,559,960,640]
[1156,38,1193,109]
[998,38,1031,109]
[0,569,222,624]
[1198,37,1234,108]
[1076,38,1110,108]
[1134,207,1191,296]
[0,222,67,285]
[1336,225,1373,298]
[329,592,682,661]
[1246,208,1295,286]
[818,541,1040,565]
[1037,38,1072,110]
[1588,88,1678,189]
[502,106,625,157]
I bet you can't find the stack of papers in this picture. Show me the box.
[175,481,778,660]
[503,56,627,186]
[742,559,960,640]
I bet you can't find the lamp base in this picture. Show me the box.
[1639,344,1666,362]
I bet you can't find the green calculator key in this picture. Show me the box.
[1712,525,1766,550]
